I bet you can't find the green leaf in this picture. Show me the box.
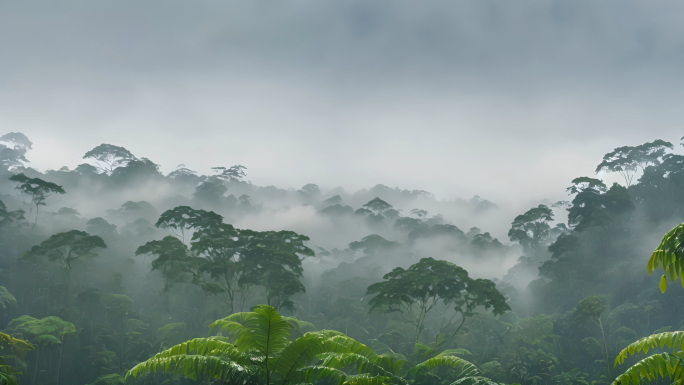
[273,332,350,382]
[409,354,479,379]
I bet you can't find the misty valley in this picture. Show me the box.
[1,133,684,385]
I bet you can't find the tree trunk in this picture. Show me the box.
[64,268,71,308]
[121,321,125,374]
[56,346,63,385]
[32,347,39,385]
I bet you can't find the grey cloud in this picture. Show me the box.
[1,0,683,205]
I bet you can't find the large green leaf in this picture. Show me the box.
[210,305,290,356]
[297,365,349,385]
[450,376,501,385]
[612,352,684,385]
[126,354,259,383]
[326,334,376,358]
[344,374,394,385]
[614,331,684,366]
[0,372,18,385]
[647,223,684,292]
[247,305,291,356]
[210,312,255,343]
[318,352,398,379]
[272,332,350,382]
[409,354,479,379]
[297,366,393,385]
[144,337,258,366]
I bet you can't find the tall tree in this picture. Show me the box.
[0,132,33,153]
[568,181,634,234]
[155,206,223,243]
[367,258,510,351]
[239,230,314,311]
[25,230,106,306]
[193,179,228,208]
[595,140,673,187]
[632,139,674,170]
[212,165,247,182]
[9,173,66,228]
[0,132,32,171]
[135,236,195,296]
[507,204,554,254]
[363,197,393,214]
[298,183,322,203]
[83,144,136,174]
[167,164,199,181]
[191,223,250,313]
[6,315,76,385]
[109,157,162,186]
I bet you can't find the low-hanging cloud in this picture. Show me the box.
[1,0,683,204]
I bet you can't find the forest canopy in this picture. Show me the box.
[0,134,683,385]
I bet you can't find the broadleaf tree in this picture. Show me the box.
[9,173,66,228]
[366,257,510,352]
[25,230,106,306]
[83,144,136,174]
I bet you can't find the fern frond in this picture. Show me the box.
[612,352,684,385]
[370,354,407,376]
[210,305,290,355]
[246,305,290,355]
[297,365,349,385]
[614,332,684,366]
[344,374,393,385]
[409,354,479,379]
[450,376,501,385]
[327,334,376,358]
[126,354,259,383]
[273,332,350,381]
[319,352,396,378]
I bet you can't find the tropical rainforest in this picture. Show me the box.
[1,132,684,385]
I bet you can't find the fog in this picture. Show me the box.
[3,1,684,204]
[1,3,684,385]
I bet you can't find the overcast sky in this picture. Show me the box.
[2,0,683,206]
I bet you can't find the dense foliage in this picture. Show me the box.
[0,133,682,385]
